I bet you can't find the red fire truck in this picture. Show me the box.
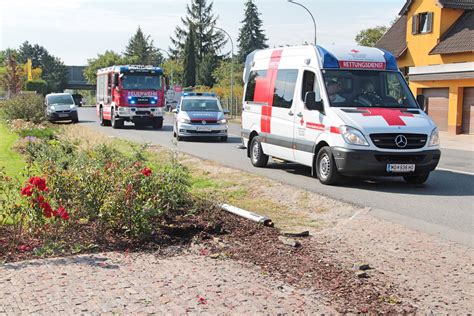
[96,65,166,129]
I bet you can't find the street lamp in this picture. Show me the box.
[287,0,317,45]
[213,26,234,113]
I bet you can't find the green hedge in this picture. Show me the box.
[25,80,48,95]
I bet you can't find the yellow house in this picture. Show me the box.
[376,0,474,134]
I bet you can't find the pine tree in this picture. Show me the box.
[124,26,163,65]
[170,0,225,85]
[183,30,196,87]
[237,0,269,63]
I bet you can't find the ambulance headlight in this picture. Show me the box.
[217,118,227,124]
[179,117,191,124]
[428,128,439,147]
[340,126,369,146]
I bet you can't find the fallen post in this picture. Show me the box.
[219,203,273,227]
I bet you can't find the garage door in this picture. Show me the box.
[462,88,474,134]
[423,88,449,131]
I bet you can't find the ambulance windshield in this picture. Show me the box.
[322,70,418,109]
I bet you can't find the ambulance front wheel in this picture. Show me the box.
[316,147,341,185]
[250,137,268,167]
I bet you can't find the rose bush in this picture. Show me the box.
[22,138,191,239]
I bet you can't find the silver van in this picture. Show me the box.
[45,93,79,123]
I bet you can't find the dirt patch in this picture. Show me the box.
[194,210,416,314]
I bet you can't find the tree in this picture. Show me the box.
[84,50,127,84]
[212,59,244,87]
[16,41,68,93]
[355,26,388,47]
[124,26,163,65]
[182,31,197,87]
[170,0,226,86]
[237,0,268,63]
[1,53,22,98]
[162,58,184,85]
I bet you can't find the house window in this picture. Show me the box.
[412,12,433,34]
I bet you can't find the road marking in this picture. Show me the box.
[436,167,474,176]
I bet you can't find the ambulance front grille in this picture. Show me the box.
[370,133,427,149]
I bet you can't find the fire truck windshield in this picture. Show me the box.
[121,74,162,90]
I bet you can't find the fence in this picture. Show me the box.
[220,96,242,119]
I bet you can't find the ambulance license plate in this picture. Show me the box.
[386,164,415,173]
[197,126,212,132]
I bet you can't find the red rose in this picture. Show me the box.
[54,206,69,221]
[28,177,47,191]
[20,185,34,196]
[41,202,53,218]
[33,195,45,204]
[141,167,152,177]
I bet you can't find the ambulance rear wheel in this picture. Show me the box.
[316,147,340,185]
[403,172,430,185]
[250,137,268,167]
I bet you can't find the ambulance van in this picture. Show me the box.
[241,45,441,185]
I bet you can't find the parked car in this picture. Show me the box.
[71,93,84,107]
[45,93,79,123]
[173,92,229,141]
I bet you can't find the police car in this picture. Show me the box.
[241,45,441,185]
[173,92,229,141]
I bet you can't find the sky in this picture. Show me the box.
[0,0,405,65]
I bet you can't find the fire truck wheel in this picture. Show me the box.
[152,118,163,129]
[99,108,110,127]
[403,172,430,185]
[250,136,268,167]
[316,147,341,185]
[111,109,123,129]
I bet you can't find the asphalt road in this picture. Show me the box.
[77,108,474,246]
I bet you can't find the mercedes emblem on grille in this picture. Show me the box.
[395,135,408,148]
[202,120,207,125]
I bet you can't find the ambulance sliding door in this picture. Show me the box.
[293,69,326,166]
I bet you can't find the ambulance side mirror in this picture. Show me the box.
[416,95,427,112]
[305,91,324,112]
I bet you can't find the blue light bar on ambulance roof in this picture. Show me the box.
[182,92,216,97]
[316,46,340,69]
[377,48,398,71]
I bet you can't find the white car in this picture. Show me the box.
[45,93,79,123]
[241,45,441,185]
[173,92,229,141]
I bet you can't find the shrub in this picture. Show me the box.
[25,80,48,95]
[0,94,46,124]
[0,171,69,249]
[24,139,191,239]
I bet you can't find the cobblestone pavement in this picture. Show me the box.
[0,252,332,314]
